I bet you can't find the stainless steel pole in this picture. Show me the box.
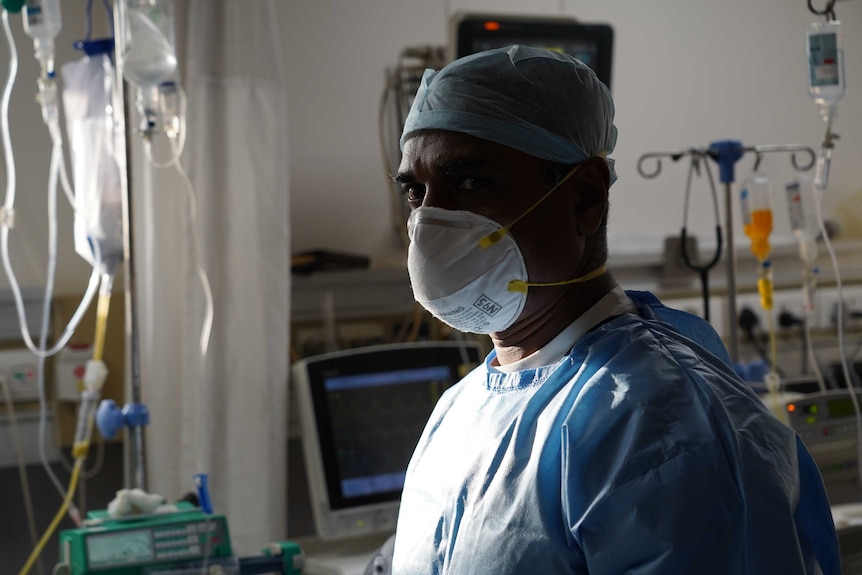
[724,181,740,363]
[114,0,147,491]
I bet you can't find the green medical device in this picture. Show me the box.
[59,503,234,574]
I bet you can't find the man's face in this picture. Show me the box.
[397,129,592,288]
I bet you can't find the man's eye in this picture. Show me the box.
[458,177,488,192]
[400,185,425,207]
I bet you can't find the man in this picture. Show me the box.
[389,45,839,574]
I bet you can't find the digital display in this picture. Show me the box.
[297,342,484,540]
[827,398,857,419]
[471,38,599,69]
[87,530,153,567]
[324,366,452,500]
[454,17,614,89]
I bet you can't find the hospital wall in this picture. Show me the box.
[282,0,862,269]
[0,0,859,293]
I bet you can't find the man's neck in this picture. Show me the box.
[490,272,617,366]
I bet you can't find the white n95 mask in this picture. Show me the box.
[405,160,608,334]
[407,207,528,334]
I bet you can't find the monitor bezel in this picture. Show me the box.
[293,341,483,540]
[451,13,614,90]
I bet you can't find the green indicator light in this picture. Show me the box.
[806,416,817,424]
[810,405,819,414]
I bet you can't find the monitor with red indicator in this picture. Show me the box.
[451,13,614,90]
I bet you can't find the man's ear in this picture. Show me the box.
[568,156,610,236]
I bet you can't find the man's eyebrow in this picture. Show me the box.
[438,158,486,174]
[393,158,488,184]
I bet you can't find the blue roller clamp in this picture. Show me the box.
[96,400,150,439]
[709,139,745,183]
[73,37,114,57]
[96,399,124,439]
[195,473,214,514]
[122,402,150,427]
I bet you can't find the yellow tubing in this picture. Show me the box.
[92,291,111,362]
[17,458,83,575]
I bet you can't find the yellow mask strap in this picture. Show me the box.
[478,152,607,249]
[508,264,608,294]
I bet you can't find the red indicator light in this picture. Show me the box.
[484,21,501,31]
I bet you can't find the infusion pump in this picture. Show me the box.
[58,504,235,574]
[785,390,862,505]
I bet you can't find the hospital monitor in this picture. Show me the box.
[451,13,615,90]
[292,341,483,540]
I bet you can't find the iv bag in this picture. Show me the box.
[61,54,125,272]
[121,0,177,89]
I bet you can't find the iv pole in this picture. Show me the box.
[113,0,148,491]
[637,141,816,363]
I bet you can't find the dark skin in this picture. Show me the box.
[397,129,617,365]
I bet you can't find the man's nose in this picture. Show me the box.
[421,186,457,211]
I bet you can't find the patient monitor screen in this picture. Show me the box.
[296,342,483,539]
[453,15,614,89]
[320,366,450,505]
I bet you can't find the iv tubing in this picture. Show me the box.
[805,317,828,393]
[17,458,83,575]
[801,262,828,392]
[1,147,103,358]
[1,10,18,217]
[766,305,779,404]
[172,139,208,343]
[152,137,213,357]
[0,10,102,359]
[141,84,188,168]
[92,273,114,362]
[0,377,43,575]
[33,144,84,520]
[810,182,862,487]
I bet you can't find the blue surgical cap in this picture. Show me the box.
[400,45,618,185]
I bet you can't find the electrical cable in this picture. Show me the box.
[0,376,44,575]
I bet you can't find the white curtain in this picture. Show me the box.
[135,0,289,553]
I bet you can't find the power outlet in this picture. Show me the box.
[773,288,819,331]
[734,293,771,337]
[54,345,92,401]
[734,288,816,335]
[0,349,39,402]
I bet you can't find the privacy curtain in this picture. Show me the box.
[134,0,289,553]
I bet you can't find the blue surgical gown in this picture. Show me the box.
[391,291,839,575]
